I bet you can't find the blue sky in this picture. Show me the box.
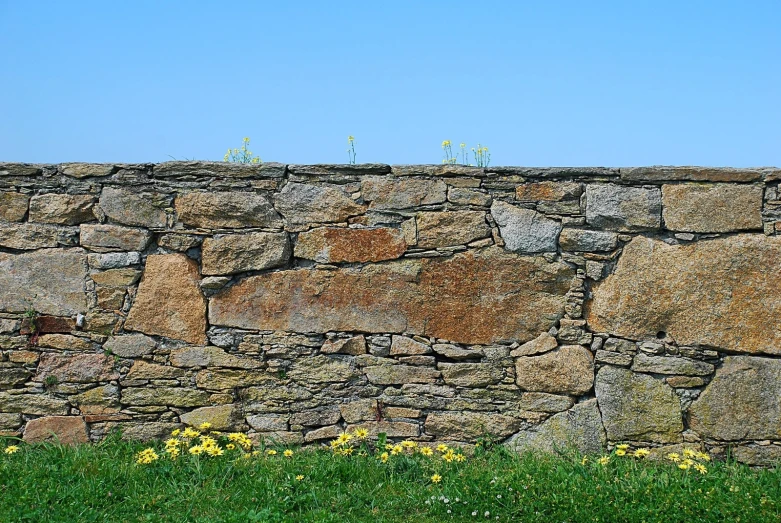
[1,1,778,166]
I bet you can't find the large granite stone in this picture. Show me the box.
[99,187,167,228]
[0,192,29,222]
[294,227,406,263]
[515,181,582,202]
[103,334,156,358]
[621,166,765,183]
[28,194,95,225]
[361,176,447,209]
[631,354,714,376]
[180,405,241,431]
[439,363,503,387]
[210,247,572,345]
[125,254,207,344]
[595,366,683,443]
[0,248,88,315]
[588,235,781,355]
[689,356,781,441]
[121,387,210,407]
[506,399,606,454]
[491,201,560,253]
[515,346,594,395]
[424,411,521,442]
[176,191,282,229]
[201,232,290,275]
[23,416,88,444]
[274,183,366,224]
[0,223,77,250]
[585,184,661,231]
[661,183,763,232]
[415,211,490,248]
[0,393,69,415]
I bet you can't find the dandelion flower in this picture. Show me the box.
[353,428,368,439]
[436,444,449,453]
[182,427,200,439]
[266,449,277,456]
[633,448,650,458]
[666,453,681,463]
[296,475,304,481]
[348,136,355,143]
[431,473,442,483]
[580,456,588,465]
[678,462,690,470]
[616,444,630,451]
[694,463,708,474]
[171,429,181,437]
[420,447,434,456]
[226,443,236,451]
[615,449,627,456]
[4,446,19,455]
[683,448,697,458]
[189,446,204,455]
[598,456,610,466]
[391,445,403,456]
[455,454,466,463]
[401,440,417,449]
[379,452,389,463]
[135,448,159,464]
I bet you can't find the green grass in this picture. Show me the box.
[0,435,779,522]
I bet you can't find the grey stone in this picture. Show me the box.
[689,356,781,441]
[155,161,286,178]
[246,415,288,432]
[88,252,141,269]
[60,163,114,178]
[585,184,661,231]
[28,194,95,225]
[595,350,633,366]
[595,366,682,443]
[447,187,492,206]
[0,248,88,315]
[176,191,282,229]
[104,334,156,358]
[121,387,210,407]
[364,364,440,385]
[157,234,202,252]
[491,200,561,253]
[0,392,70,415]
[79,224,152,252]
[274,183,365,224]
[438,363,503,387]
[621,166,765,183]
[0,368,31,388]
[517,392,575,413]
[558,228,618,252]
[390,335,431,356]
[201,232,290,275]
[510,333,558,357]
[432,344,483,360]
[631,354,714,376]
[425,411,520,442]
[506,399,606,454]
[662,183,763,233]
[98,187,167,228]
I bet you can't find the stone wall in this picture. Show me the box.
[1,161,780,464]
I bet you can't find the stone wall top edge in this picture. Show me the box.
[1,161,779,182]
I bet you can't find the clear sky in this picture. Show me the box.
[1,1,778,166]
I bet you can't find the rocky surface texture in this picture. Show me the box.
[1,161,780,464]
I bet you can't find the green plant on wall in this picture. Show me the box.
[223,137,261,164]
[441,140,491,166]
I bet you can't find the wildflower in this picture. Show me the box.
[165,447,180,459]
[348,136,355,143]
[683,448,697,458]
[666,453,681,463]
[455,453,466,463]
[206,445,224,457]
[442,140,451,148]
[283,449,294,458]
[580,456,588,465]
[266,449,277,456]
[226,444,236,451]
[615,449,627,456]
[295,475,304,481]
[401,440,417,449]
[136,448,160,464]
[243,137,250,143]
[391,445,403,456]
[696,451,711,462]
[420,447,434,456]
[598,456,610,466]
[252,450,260,457]
[189,446,204,455]
[4,446,19,455]
[165,438,180,448]
[198,422,212,431]
[616,444,630,451]
[353,428,369,439]
[336,433,353,445]
[379,452,389,463]
[678,462,690,470]
[431,474,442,483]
[436,444,449,453]
[182,427,200,439]
[171,429,181,437]
[460,143,466,148]
[341,446,354,456]
[442,450,456,463]
[385,443,394,451]
[633,448,650,458]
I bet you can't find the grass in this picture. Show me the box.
[0,433,779,522]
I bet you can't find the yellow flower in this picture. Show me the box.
[341,446,354,455]
[598,456,610,466]
[165,447,180,459]
[252,450,260,457]
[678,462,690,470]
[615,449,626,456]
[401,440,417,449]
[616,444,630,451]
[4,445,19,455]
[206,445,224,457]
[633,448,650,458]
[430,473,442,483]
[390,445,403,456]
[336,433,353,445]
[284,449,294,458]
[420,447,434,456]
[266,449,277,456]
[295,475,304,481]
[135,448,159,464]
[379,452,389,463]
[442,450,456,463]
[189,446,204,455]
[348,135,355,143]
[243,137,250,143]
[171,429,181,437]
[683,448,696,458]
[455,453,466,463]
[385,443,394,451]
[666,453,681,463]
[696,451,711,462]
[353,428,369,439]
[436,444,449,453]
[580,456,589,465]
[226,444,236,451]
[460,143,466,148]
[694,463,708,474]
[182,427,200,439]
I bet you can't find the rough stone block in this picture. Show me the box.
[23,416,88,444]
[98,187,167,228]
[0,192,29,222]
[28,194,95,225]
[416,211,490,248]
[202,232,290,275]
[662,183,763,232]
[294,227,406,263]
[506,399,605,454]
[274,183,365,225]
[558,228,618,252]
[425,412,521,442]
[362,176,447,209]
[515,346,594,395]
[491,201,561,253]
[80,224,152,252]
[585,184,661,231]
[515,181,582,202]
[176,191,282,229]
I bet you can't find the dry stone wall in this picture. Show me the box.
[1,161,781,464]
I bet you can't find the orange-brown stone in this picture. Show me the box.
[125,254,207,344]
[294,227,407,263]
[515,181,582,202]
[587,234,781,354]
[210,247,572,344]
[23,416,88,445]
